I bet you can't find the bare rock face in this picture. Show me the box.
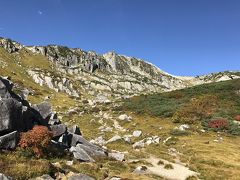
[0,38,22,53]
[0,98,23,133]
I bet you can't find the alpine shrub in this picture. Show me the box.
[19,126,53,157]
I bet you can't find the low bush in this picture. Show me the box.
[208,118,229,130]
[172,94,218,124]
[202,117,240,135]
[19,126,53,158]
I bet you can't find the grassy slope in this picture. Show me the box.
[120,79,240,179]
[123,79,240,118]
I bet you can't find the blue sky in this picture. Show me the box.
[0,0,239,76]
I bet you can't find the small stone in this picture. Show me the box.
[107,135,122,143]
[108,151,125,161]
[133,130,142,137]
[133,166,148,174]
[66,160,74,166]
[118,114,132,121]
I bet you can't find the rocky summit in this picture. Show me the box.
[0,37,240,180]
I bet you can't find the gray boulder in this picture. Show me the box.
[108,151,125,161]
[68,125,81,135]
[69,134,106,154]
[0,77,13,99]
[0,98,23,133]
[70,145,95,162]
[77,143,106,157]
[50,124,67,137]
[33,102,52,119]
[0,131,19,149]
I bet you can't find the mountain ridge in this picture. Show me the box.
[0,37,239,100]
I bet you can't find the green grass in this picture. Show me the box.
[123,79,240,126]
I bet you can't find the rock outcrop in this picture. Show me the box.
[0,76,109,163]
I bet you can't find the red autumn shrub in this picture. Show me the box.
[234,115,240,121]
[208,118,229,130]
[19,126,53,157]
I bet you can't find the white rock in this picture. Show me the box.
[90,136,106,146]
[123,134,133,143]
[133,140,145,149]
[133,130,142,137]
[66,160,73,166]
[178,124,190,131]
[108,151,125,161]
[118,114,132,121]
[107,135,122,143]
[133,166,148,174]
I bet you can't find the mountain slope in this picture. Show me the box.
[1,37,240,102]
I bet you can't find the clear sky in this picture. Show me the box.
[0,0,239,76]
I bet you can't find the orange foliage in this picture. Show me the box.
[19,126,53,157]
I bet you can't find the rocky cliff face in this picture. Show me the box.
[0,38,189,97]
[0,37,239,100]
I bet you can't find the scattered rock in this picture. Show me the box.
[133,140,145,149]
[118,114,132,121]
[133,136,160,149]
[106,135,122,143]
[178,124,190,131]
[123,134,132,143]
[90,136,106,146]
[133,130,142,137]
[108,151,125,161]
[133,166,148,174]
[66,160,74,166]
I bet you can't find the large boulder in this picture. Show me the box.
[77,144,106,157]
[0,131,19,149]
[69,134,106,154]
[33,102,52,120]
[0,77,13,99]
[70,145,95,162]
[0,98,23,133]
